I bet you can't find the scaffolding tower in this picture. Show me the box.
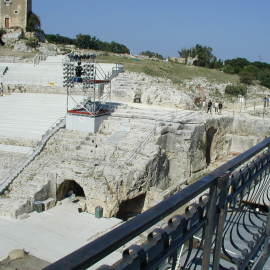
[63,53,113,132]
[63,53,112,115]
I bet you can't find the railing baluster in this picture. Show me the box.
[253,206,270,270]
[201,185,218,270]
[212,172,231,270]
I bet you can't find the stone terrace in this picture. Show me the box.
[0,105,206,219]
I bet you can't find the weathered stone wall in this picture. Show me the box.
[228,116,270,153]
[1,105,270,219]
[0,0,31,30]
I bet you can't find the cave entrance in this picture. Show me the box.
[56,180,85,201]
[206,127,217,166]
[116,193,146,221]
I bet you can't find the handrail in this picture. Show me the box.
[44,137,270,270]
[33,54,48,66]
[0,117,65,195]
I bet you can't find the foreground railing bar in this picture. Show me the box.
[44,137,270,270]
[43,176,217,270]
[143,222,206,270]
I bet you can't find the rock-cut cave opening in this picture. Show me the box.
[116,193,146,221]
[56,180,85,201]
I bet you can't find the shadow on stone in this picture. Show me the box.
[116,193,146,221]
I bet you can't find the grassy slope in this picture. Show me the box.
[97,55,239,85]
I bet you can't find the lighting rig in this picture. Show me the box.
[63,53,111,116]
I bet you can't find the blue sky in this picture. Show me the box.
[33,0,270,63]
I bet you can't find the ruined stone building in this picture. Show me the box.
[0,0,32,30]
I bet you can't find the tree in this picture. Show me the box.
[239,70,255,84]
[225,84,247,96]
[260,70,270,89]
[140,50,163,59]
[222,65,235,74]
[74,35,130,53]
[208,56,223,69]
[223,58,250,73]
[178,48,191,58]
[26,12,41,32]
[75,34,98,50]
[178,44,217,67]
[109,41,130,54]
[45,34,74,45]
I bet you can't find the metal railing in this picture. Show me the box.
[44,137,270,270]
[33,54,48,66]
[0,117,65,195]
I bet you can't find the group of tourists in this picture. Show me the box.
[202,100,223,114]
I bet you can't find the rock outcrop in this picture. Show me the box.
[0,105,235,219]
[109,72,193,108]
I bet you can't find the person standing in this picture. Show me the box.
[218,101,223,114]
[202,100,206,111]
[214,101,218,113]
[207,100,212,114]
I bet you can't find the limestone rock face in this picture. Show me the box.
[13,40,34,52]
[0,105,228,218]
[8,249,27,260]
[109,72,193,108]
[25,31,46,42]
[2,29,23,45]
[230,116,270,153]
[1,102,270,219]
[37,43,59,56]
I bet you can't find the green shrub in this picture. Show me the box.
[239,70,255,84]
[25,37,39,48]
[140,50,164,60]
[260,72,270,89]
[223,65,235,74]
[225,84,247,96]
[143,66,156,76]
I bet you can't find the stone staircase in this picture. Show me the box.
[0,56,122,88]
[1,56,64,86]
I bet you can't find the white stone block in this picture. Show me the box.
[66,113,109,133]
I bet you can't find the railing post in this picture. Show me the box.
[212,172,231,270]
[253,206,270,270]
[201,184,218,270]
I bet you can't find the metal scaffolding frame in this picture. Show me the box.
[63,53,112,117]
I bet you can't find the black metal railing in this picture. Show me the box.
[43,138,270,270]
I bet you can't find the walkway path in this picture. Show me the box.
[0,200,122,268]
